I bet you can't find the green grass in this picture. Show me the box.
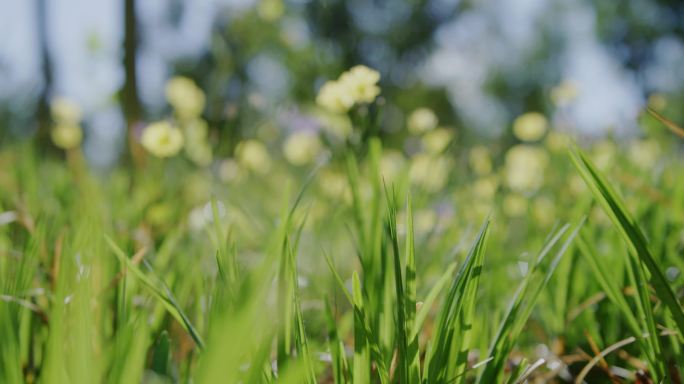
[0,132,683,383]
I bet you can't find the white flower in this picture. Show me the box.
[141,121,184,158]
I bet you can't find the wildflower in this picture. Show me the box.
[51,97,83,123]
[545,130,571,153]
[51,123,83,150]
[504,145,548,193]
[338,65,381,104]
[513,112,547,142]
[235,140,272,174]
[407,108,438,135]
[472,176,499,201]
[257,0,284,21]
[183,119,213,166]
[165,76,206,120]
[218,159,245,183]
[283,131,323,166]
[422,128,453,154]
[141,121,184,158]
[409,154,450,192]
[469,146,493,176]
[318,169,350,201]
[316,80,355,113]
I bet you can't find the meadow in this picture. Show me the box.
[1,68,683,383]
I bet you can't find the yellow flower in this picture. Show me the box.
[472,175,498,201]
[504,145,548,193]
[141,121,184,158]
[51,97,82,123]
[316,80,354,113]
[165,76,206,120]
[318,169,350,202]
[469,145,493,176]
[422,128,453,154]
[545,130,571,153]
[407,108,438,135]
[218,159,246,183]
[338,65,381,104]
[513,112,548,142]
[283,131,323,166]
[409,154,450,192]
[235,140,272,174]
[257,0,284,21]
[51,123,83,150]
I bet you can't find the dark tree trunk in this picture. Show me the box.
[36,0,52,139]
[122,0,144,165]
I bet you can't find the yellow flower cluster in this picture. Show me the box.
[407,108,438,135]
[164,76,213,165]
[316,65,381,113]
[165,76,206,121]
[50,97,83,150]
[141,121,184,158]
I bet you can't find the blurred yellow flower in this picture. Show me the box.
[51,97,82,123]
[141,121,184,158]
[257,0,284,21]
[513,112,548,142]
[422,128,453,154]
[504,145,548,193]
[502,193,528,217]
[182,119,213,166]
[338,65,381,104]
[283,131,323,166]
[165,76,206,120]
[318,169,351,202]
[545,130,571,153]
[316,80,354,113]
[51,123,83,150]
[407,108,438,135]
[472,175,498,201]
[236,139,272,174]
[469,145,493,176]
[409,154,450,192]
[218,159,245,183]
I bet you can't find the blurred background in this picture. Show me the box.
[0,0,683,167]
